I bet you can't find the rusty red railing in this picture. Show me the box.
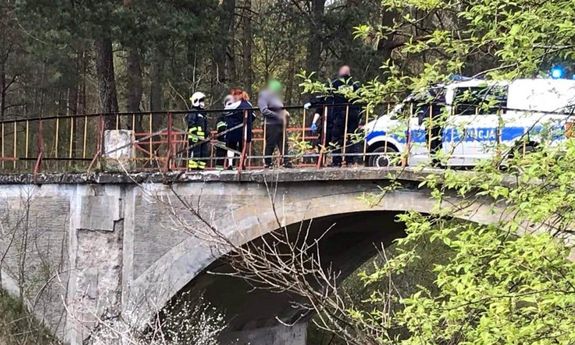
[0,101,564,175]
[0,104,384,174]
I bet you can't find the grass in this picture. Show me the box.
[0,290,60,345]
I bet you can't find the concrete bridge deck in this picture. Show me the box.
[0,166,443,184]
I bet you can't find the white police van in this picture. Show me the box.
[364,78,575,167]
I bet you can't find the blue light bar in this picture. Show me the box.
[551,66,564,79]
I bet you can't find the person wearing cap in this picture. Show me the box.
[258,79,292,168]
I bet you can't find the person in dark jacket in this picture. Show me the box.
[214,95,233,169]
[306,65,361,167]
[186,92,209,170]
[258,80,292,168]
[224,89,253,168]
[329,65,361,167]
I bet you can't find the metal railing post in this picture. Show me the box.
[362,107,369,165]
[262,117,267,167]
[239,109,249,171]
[1,122,4,169]
[302,107,307,141]
[282,109,287,166]
[13,122,17,170]
[25,120,29,170]
[149,113,153,164]
[428,104,433,153]
[54,117,60,160]
[342,104,350,165]
[317,106,328,168]
[34,118,44,175]
[83,115,88,159]
[69,116,74,161]
[165,112,173,172]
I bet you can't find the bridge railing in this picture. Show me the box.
[0,102,571,174]
[0,105,392,173]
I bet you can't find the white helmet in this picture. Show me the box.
[223,95,234,108]
[190,92,206,109]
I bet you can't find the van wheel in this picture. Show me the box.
[368,145,399,167]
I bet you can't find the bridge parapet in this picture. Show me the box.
[0,166,440,185]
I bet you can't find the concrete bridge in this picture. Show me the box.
[0,168,519,344]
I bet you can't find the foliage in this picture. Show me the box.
[0,290,60,345]
[0,0,396,119]
[298,0,575,342]
[87,294,225,345]
[351,0,575,103]
[339,138,575,345]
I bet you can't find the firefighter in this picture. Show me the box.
[186,92,209,170]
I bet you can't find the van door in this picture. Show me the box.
[450,86,508,165]
[406,88,465,166]
[408,101,432,166]
[407,92,457,166]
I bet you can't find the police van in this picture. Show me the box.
[364,78,575,167]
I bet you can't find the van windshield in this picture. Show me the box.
[453,85,508,115]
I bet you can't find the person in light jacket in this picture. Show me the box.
[258,80,292,168]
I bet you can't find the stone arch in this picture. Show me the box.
[126,180,498,335]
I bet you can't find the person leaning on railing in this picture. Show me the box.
[258,79,292,168]
[224,89,254,169]
[328,66,361,167]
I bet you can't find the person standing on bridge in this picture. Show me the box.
[214,95,234,169]
[329,65,361,167]
[224,89,253,168]
[186,92,209,170]
[306,65,361,167]
[258,79,292,168]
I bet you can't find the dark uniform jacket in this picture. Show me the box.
[185,107,209,143]
[225,100,254,143]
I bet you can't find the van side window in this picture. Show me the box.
[411,88,446,124]
[453,86,508,115]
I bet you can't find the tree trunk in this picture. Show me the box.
[213,0,236,91]
[286,56,296,104]
[126,46,143,132]
[126,46,143,114]
[94,31,119,129]
[241,0,253,95]
[0,61,5,121]
[306,0,325,74]
[78,49,87,115]
[150,47,165,131]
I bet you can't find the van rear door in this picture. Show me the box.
[506,79,575,145]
